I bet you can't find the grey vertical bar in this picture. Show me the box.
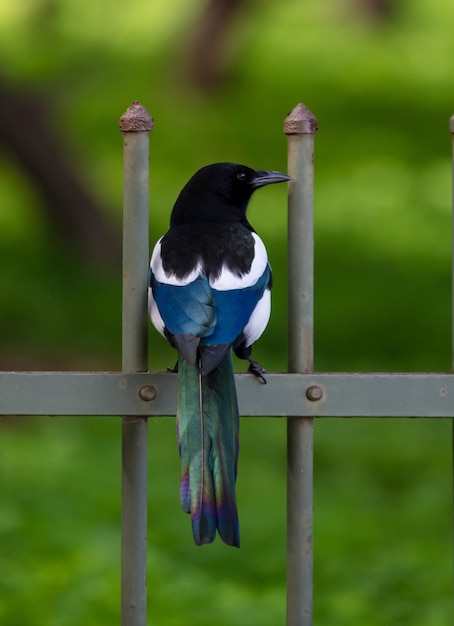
[119,102,154,626]
[284,104,318,626]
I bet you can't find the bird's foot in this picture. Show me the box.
[248,359,267,384]
[167,361,178,374]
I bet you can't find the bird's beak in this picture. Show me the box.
[251,170,291,189]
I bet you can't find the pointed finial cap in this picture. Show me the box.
[284,103,318,135]
[120,101,154,133]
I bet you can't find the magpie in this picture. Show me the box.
[148,162,289,547]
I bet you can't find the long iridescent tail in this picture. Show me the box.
[176,351,240,547]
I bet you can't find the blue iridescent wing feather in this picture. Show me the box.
[150,272,216,338]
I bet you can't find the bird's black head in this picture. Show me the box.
[170,162,290,227]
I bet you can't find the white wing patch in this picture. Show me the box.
[243,288,271,346]
[148,286,166,336]
[209,233,268,291]
[150,239,202,286]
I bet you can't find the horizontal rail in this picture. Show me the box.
[1,371,454,418]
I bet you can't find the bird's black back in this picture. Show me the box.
[160,222,255,281]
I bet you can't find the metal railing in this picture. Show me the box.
[1,101,453,626]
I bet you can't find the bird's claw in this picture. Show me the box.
[248,359,267,384]
[167,362,178,374]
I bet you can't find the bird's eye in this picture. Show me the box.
[236,172,247,181]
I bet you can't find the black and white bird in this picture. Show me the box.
[148,162,289,546]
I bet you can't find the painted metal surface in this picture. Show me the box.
[285,103,318,626]
[120,101,153,626]
[2,371,454,417]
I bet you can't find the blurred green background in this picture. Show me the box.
[0,0,453,624]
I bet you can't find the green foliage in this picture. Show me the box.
[0,0,453,624]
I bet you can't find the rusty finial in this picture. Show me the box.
[284,103,318,135]
[120,101,154,133]
[450,114,454,135]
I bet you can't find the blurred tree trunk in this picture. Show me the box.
[184,0,397,91]
[0,77,121,267]
[185,0,246,90]
[357,0,395,21]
